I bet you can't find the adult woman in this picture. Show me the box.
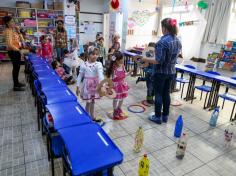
[111,32,120,51]
[142,18,182,124]
[3,16,25,91]
[54,20,67,62]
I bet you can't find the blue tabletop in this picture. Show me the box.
[33,64,51,71]
[58,124,123,175]
[38,78,66,91]
[123,50,140,57]
[46,101,91,130]
[34,70,58,79]
[175,64,236,86]
[42,87,77,105]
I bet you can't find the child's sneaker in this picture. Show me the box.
[117,108,124,117]
[113,109,120,120]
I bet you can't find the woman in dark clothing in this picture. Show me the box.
[141,18,182,124]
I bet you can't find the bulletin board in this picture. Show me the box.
[79,12,103,44]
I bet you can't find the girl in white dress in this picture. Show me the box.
[76,47,104,122]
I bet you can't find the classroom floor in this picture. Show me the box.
[0,62,236,176]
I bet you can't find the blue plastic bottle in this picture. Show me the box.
[209,107,220,127]
[174,115,183,138]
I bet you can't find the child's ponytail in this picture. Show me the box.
[106,51,123,78]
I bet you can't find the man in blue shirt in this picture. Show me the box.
[142,18,182,124]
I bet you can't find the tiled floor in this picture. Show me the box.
[0,62,236,176]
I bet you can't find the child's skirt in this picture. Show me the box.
[80,76,100,102]
[113,80,129,100]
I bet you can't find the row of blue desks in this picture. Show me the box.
[25,54,123,176]
[123,50,236,120]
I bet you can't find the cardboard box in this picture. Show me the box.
[31,2,43,9]
[54,2,63,10]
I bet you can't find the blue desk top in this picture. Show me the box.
[58,124,123,175]
[123,50,140,57]
[33,64,51,71]
[38,78,66,91]
[175,64,236,86]
[34,70,58,79]
[42,87,77,105]
[46,102,91,130]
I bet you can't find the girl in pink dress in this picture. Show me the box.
[106,51,133,119]
[76,47,104,122]
[38,35,53,63]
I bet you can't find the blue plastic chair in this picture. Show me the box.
[192,71,221,108]
[43,116,64,176]
[176,65,196,98]
[218,77,236,121]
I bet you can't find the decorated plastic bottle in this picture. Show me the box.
[174,115,183,138]
[138,154,149,176]
[209,107,220,127]
[224,123,234,147]
[134,126,144,153]
[176,133,188,159]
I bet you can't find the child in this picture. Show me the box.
[63,49,84,77]
[76,47,104,122]
[105,47,115,71]
[97,37,106,66]
[51,60,75,85]
[38,35,53,63]
[136,42,156,104]
[106,51,133,119]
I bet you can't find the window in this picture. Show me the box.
[227,2,236,41]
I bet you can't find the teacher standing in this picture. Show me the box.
[3,16,25,91]
[142,18,182,124]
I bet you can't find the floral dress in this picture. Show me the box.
[112,65,129,100]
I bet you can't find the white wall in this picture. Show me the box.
[125,0,159,49]
[79,0,105,44]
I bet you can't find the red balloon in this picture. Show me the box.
[111,0,119,9]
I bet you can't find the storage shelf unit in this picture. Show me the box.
[0,6,64,61]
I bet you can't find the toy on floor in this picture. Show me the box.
[174,115,183,138]
[209,106,220,127]
[141,100,153,107]
[134,126,144,152]
[97,78,116,99]
[128,104,146,113]
[138,154,149,176]
[176,133,188,159]
[224,123,234,147]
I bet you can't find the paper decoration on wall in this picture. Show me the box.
[197,0,208,10]
[110,0,119,10]
[127,29,134,35]
[131,10,151,27]
[179,20,199,27]
[128,18,135,29]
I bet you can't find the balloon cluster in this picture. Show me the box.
[197,0,208,10]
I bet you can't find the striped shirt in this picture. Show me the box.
[154,34,182,75]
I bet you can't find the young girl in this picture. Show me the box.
[51,60,74,85]
[38,35,53,63]
[106,51,132,119]
[76,47,104,122]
